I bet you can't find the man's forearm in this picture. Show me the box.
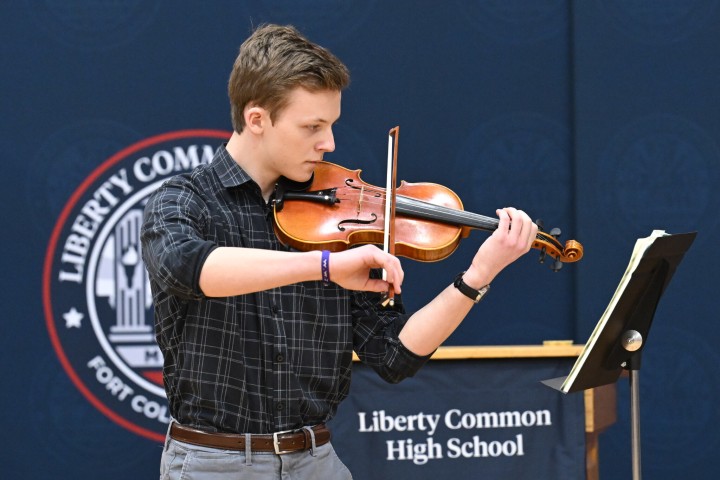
[199,247,322,297]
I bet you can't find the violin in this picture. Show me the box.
[273,161,583,271]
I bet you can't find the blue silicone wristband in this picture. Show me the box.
[321,250,331,285]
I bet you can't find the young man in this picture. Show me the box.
[141,24,537,479]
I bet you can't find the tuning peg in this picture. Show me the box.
[535,219,545,231]
[538,247,547,263]
[551,259,563,272]
[550,227,562,238]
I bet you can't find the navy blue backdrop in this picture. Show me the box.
[2,1,718,478]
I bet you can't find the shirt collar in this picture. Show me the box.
[211,143,254,189]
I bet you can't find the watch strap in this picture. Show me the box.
[453,271,490,303]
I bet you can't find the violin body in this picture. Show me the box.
[274,162,467,261]
[273,162,583,268]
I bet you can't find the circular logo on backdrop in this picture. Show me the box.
[452,112,572,225]
[456,0,567,44]
[596,114,720,240]
[256,0,377,43]
[25,0,162,50]
[601,0,719,45]
[27,120,142,236]
[43,130,231,442]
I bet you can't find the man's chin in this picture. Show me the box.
[291,163,319,181]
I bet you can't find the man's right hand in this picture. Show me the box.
[328,245,404,293]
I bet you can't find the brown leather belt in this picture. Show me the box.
[170,422,331,454]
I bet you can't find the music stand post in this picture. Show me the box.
[615,330,643,480]
[542,231,696,480]
[628,354,642,480]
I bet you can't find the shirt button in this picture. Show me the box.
[271,305,279,314]
[276,354,285,362]
[276,402,285,411]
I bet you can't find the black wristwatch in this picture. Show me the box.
[453,271,490,304]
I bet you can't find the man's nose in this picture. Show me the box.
[317,129,335,153]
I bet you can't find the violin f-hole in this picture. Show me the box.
[337,214,378,232]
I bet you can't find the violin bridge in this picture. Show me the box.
[357,185,364,216]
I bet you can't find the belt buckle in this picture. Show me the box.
[272,429,295,455]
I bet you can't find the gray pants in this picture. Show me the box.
[160,436,353,480]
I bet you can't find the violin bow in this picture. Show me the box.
[381,126,400,307]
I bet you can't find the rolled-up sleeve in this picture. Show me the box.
[351,290,433,384]
[141,178,217,299]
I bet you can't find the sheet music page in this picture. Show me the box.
[560,229,668,392]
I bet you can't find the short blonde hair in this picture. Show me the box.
[228,24,350,133]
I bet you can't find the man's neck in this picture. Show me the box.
[226,130,276,201]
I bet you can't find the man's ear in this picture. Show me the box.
[244,105,267,134]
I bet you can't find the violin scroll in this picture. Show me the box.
[562,239,584,261]
[533,219,583,272]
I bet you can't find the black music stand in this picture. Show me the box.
[542,230,696,480]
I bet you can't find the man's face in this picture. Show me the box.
[261,87,341,183]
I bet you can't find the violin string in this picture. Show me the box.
[332,188,560,248]
[334,187,500,231]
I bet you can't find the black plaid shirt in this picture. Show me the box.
[141,145,430,434]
